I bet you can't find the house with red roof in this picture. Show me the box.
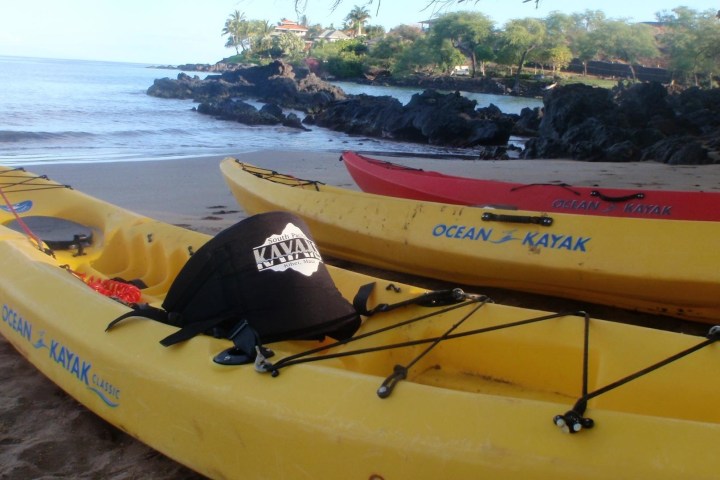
[274,19,309,37]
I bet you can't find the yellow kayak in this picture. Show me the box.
[2,164,720,479]
[221,158,720,323]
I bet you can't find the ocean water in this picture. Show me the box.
[0,56,543,166]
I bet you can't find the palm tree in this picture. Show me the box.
[222,10,246,54]
[344,5,371,37]
[250,20,276,58]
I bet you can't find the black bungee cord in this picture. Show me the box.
[554,324,720,434]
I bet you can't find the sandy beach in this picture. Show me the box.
[2,150,720,478]
[34,150,720,235]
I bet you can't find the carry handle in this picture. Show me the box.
[590,190,645,203]
[482,212,553,226]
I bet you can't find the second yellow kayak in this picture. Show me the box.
[221,157,720,323]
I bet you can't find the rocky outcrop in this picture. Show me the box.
[522,82,720,164]
[146,73,205,99]
[195,99,310,130]
[148,61,519,150]
[308,90,516,147]
[512,106,543,136]
[148,62,720,163]
[148,61,346,111]
[304,94,404,137]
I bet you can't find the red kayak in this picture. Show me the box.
[342,151,720,221]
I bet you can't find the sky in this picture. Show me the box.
[0,0,717,65]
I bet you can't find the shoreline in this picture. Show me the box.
[3,150,720,478]
[37,151,720,233]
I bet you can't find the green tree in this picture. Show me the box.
[659,7,720,86]
[473,43,496,76]
[271,32,307,60]
[498,18,547,90]
[394,37,453,75]
[428,11,495,77]
[311,38,369,77]
[566,10,607,76]
[344,5,371,37]
[543,10,574,37]
[305,23,325,39]
[570,9,607,32]
[222,10,247,54]
[249,20,276,59]
[541,45,573,74]
[687,10,720,87]
[366,25,424,72]
[363,24,386,40]
[590,20,659,81]
[388,24,425,43]
[536,12,573,74]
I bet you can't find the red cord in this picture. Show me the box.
[0,185,45,250]
[1,179,141,304]
[76,273,142,304]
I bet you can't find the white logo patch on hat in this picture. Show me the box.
[253,223,322,276]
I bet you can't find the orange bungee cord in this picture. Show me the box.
[73,273,143,304]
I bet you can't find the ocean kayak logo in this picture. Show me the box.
[2,303,121,408]
[253,222,322,275]
[0,200,32,213]
[551,198,672,217]
[431,224,591,252]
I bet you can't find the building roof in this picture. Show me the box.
[275,19,309,34]
[317,29,350,41]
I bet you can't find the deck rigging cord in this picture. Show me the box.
[377,299,486,399]
[555,323,720,434]
[240,161,324,190]
[257,302,574,377]
[0,169,56,254]
[510,182,646,203]
[255,287,486,375]
[257,294,720,433]
[0,168,142,304]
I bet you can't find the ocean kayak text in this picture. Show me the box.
[431,224,591,252]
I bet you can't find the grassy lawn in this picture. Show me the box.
[556,75,619,89]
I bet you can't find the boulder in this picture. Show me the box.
[196,99,280,126]
[512,106,542,136]
[522,82,719,164]
[312,90,515,147]
[282,113,310,131]
[146,73,203,99]
[148,61,345,112]
[312,94,404,138]
[641,136,709,165]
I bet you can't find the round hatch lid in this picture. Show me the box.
[4,216,93,250]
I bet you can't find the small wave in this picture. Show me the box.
[107,127,191,138]
[0,130,95,143]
